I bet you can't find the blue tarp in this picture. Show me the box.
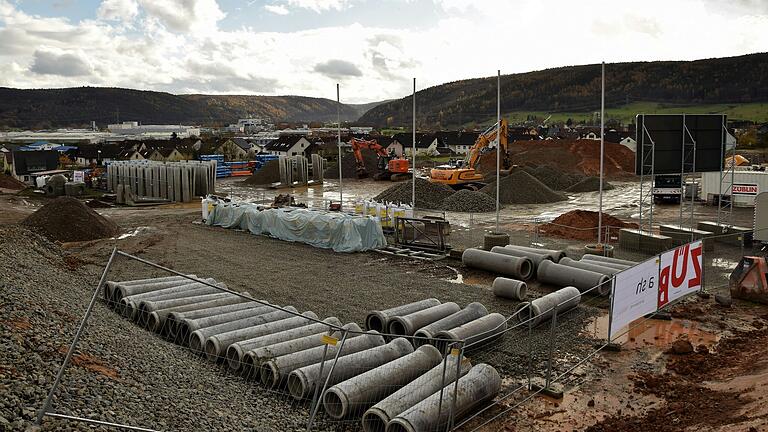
[206,203,386,253]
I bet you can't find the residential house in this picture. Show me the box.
[214,139,249,161]
[264,135,314,157]
[118,148,145,161]
[10,150,59,183]
[437,131,480,155]
[620,137,637,152]
[74,144,123,166]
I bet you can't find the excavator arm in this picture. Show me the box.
[349,137,409,180]
[466,119,509,169]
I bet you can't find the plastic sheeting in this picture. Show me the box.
[206,203,386,253]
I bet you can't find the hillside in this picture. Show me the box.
[0,87,381,129]
[359,53,768,128]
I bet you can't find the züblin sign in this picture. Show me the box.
[732,183,759,196]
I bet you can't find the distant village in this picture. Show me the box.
[1,116,764,185]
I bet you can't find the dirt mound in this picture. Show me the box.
[541,210,637,241]
[324,150,379,179]
[509,139,636,179]
[566,176,615,193]
[373,178,454,209]
[21,196,120,242]
[440,189,497,212]
[480,170,567,204]
[243,159,280,185]
[0,174,27,191]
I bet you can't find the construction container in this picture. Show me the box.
[701,169,768,207]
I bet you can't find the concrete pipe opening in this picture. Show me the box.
[205,338,223,362]
[366,313,385,332]
[226,345,243,370]
[411,330,432,348]
[518,259,534,280]
[177,323,192,346]
[146,312,162,333]
[287,372,308,399]
[260,362,279,387]
[188,332,205,355]
[386,421,412,432]
[361,410,388,432]
[515,302,533,323]
[388,319,408,336]
[323,389,347,419]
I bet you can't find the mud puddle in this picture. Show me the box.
[585,314,720,350]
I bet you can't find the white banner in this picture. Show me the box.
[658,240,703,308]
[610,256,660,338]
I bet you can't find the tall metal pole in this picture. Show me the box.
[597,61,605,245]
[412,77,416,209]
[495,70,501,233]
[337,83,343,208]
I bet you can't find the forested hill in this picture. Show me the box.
[358,53,768,128]
[0,87,380,129]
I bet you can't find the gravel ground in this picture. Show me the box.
[0,202,615,431]
[480,171,567,204]
[440,189,497,212]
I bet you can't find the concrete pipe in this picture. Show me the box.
[178,304,276,345]
[559,257,621,276]
[581,254,636,267]
[461,249,534,281]
[579,259,630,271]
[365,299,441,332]
[148,293,248,335]
[111,275,198,306]
[362,355,472,432]
[387,303,461,337]
[122,280,221,320]
[137,292,231,328]
[537,259,611,295]
[492,277,527,301]
[231,317,343,374]
[105,275,191,303]
[387,364,501,432]
[435,313,507,350]
[288,337,414,400]
[515,286,581,327]
[260,329,382,389]
[412,303,488,347]
[505,245,566,262]
[490,246,552,267]
[324,345,443,420]
[189,306,298,355]
[166,301,259,340]
[204,311,319,362]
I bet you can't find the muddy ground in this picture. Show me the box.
[1,182,766,431]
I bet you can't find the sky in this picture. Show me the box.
[0,0,766,103]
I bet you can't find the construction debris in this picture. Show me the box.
[21,196,120,242]
[480,170,567,204]
[566,176,615,193]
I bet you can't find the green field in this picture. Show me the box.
[485,102,768,127]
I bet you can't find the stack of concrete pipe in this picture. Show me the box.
[105,277,504,429]
[515,286,582,327]
[537,260,612,296]
[502,245,566,263]
[107,160,216,204]
[461,248,534,280]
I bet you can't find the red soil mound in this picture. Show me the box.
[541,209,638,241]
[503,139,636,179]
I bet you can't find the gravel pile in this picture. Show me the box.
[21,196,120,242]
[440,189,497,212]
[324,150,379,179]
[373,178,455,209]
[480,170,567,204]
[525,165,584,191]
[243,159,280,185]
[566,176,615,193]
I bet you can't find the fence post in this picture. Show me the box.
[544,306,559,390]
[526,309,533,390]
[306,329,349,431]
[35,247,118,425]
[446,343,464,432]
[436,342,450,426]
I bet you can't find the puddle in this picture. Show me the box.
[585,314,720,349]
[115,226,150,240]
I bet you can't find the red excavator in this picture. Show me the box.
[350,137,410,181]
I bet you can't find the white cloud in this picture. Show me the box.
[0,0,766,103]
[138,0,225,32]
[97,0,139,22]
[264,4,290,15]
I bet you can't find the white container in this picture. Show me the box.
[701,170,768,207]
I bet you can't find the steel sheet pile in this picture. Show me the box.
[105,276,503,431]
[205,201,386,253]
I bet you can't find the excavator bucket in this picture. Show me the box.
[730,256,768,304]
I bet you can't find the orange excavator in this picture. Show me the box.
[350,137,410,181]
[429,119,511,190]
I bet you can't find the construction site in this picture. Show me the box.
[3,113,768,432]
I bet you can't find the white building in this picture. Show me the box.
[107,121,201,138]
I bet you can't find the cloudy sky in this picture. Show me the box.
[0,0,766,103]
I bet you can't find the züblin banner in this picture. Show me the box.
[609,240,703,338]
